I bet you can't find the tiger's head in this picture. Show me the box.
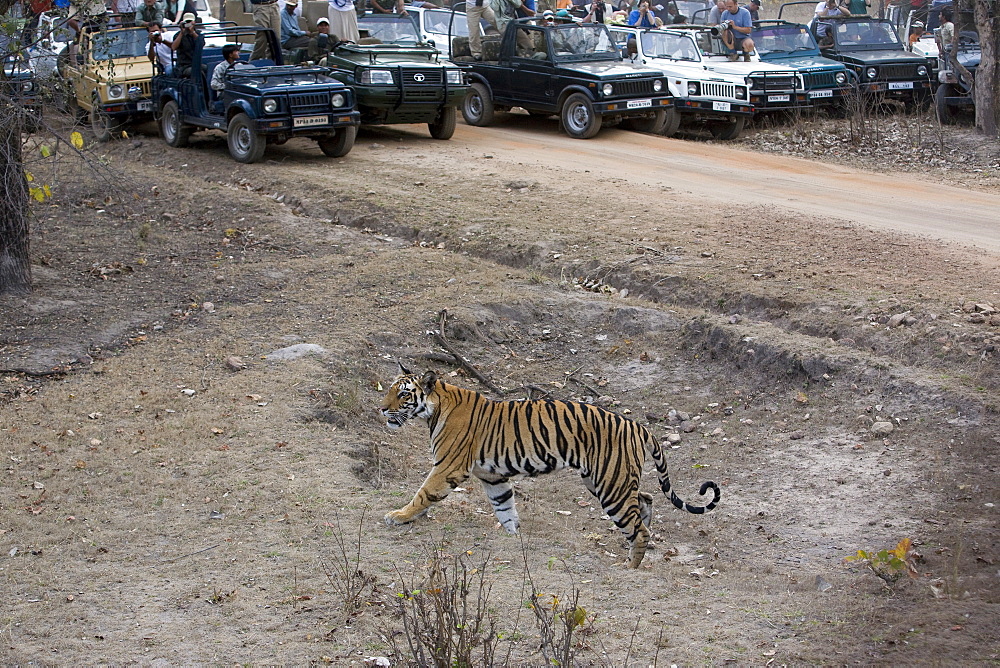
[380,363,437,430]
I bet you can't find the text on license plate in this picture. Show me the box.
[768,94,790,102]
[888,81,913,90]
[809,89,833,98]
[626,98,652,109]
[713,101,731,112]
[137,100,152,111]
[294,115,329,127]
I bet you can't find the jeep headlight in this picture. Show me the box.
[263,98,278,113]
[652,79,662,92]
[865,66,877,80]
[108,84,124,99]
[735,86,747,100]
[128,85,142,100]
[360,68,393,85]
[21,80,34,93]
[602,83,613,96]
[916,64,928,76]
[445,69,463,85]
[687,81,700,96]
[835,71,847,85]
[330,92,346,108]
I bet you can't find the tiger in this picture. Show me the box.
[379,364,720,568]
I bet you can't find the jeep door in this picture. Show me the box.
[507,25,555,111]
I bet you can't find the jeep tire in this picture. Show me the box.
[462,83,494,127]
[659,108,681,137]
[228,113,266,163]
[428,106,457,140]
[90,96,122,143]
[708,115,745,141]
[160,100,192,148]
[934,84,959,125]
[318,125,357,158]
[560,93,601,139]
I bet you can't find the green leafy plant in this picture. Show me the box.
[845,537,920,585]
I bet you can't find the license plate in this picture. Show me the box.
[137,100,152,111]
[713,101,731,112]
[809,89,833,98]
[888,81,913,90]
[626,98,652,109]
[293,115,329,127]
[767,94,790,102]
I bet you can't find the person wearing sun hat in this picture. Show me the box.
[281,0,311,48]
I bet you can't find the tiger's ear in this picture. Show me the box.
[420,370,437,393]
[398,361,412,376]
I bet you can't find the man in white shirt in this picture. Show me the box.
[146,21,174,73]
[814,0,848,46]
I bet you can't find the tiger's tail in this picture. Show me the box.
[648,438,720,515]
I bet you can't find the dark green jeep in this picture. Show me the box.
[321,13,468,140]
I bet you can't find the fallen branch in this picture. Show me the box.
[432,309,505,395]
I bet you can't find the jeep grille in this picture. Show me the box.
[747,74,798,92]
[877,64,922,81]
[401,68,443,85]
[701,81,736,99]
[290,92,332,113]
[802,71,837,89]
[607,79,658,98]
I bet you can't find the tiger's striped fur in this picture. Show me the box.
[380,365,720,568]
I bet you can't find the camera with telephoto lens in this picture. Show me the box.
[710,22,730,35]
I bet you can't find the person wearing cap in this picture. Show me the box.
[250,0,281,60]
[540,8,556,23]
[281,0,311,48]
[554,8,574,20]
[211,43,254,90]
[743,0,759,20]
[171,12,203,76]
[308,16,334,60]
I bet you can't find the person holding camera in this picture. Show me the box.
[719,0,754,60]
[146,20,174,73]
[583,0,606,23]
[813,0,848,46]
[627,0,656,27]
[171,12,202,76]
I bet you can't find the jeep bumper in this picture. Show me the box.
[860,80,932,99]
[674,98,753,117]
[595,95,672,116]
[254,111,361,134]
[803,85,854,105]
[749,91,810,110]
[99,99,155,117]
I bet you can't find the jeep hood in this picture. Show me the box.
[760,54,845,72]
[700,61,798,77]
[93,58,154,83]
[558,61,664,79]
[825,49,925,66]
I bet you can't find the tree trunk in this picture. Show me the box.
[0,112,32,296]
[973,0,999,137]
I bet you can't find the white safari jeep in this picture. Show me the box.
[668,24,807,115]
[610,25,752,139]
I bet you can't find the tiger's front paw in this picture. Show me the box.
[384,509,412,526]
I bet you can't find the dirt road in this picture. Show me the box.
[441,117,1000,254]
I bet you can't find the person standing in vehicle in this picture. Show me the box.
[135,0,164,26]
[582,0,604,23]
[171,12,201,75]
[744,0,759,20]
[250,0,281,59]
[720,0,754,59]
[814,0,848,46]
[146,20,173,72]
[707,0,725,24]
[328,0,360,43]
[938,5,954,52]
[466,0,497,59]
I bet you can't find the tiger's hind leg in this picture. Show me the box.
[583,474,650,568]
[479,477,520,534]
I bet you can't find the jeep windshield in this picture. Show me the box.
[639,31,700,61]
[753,24,818,55]
[423,9,469,36]
[91,28,150,60]
[828,19,902,50]
[549,24,618,62]
[358,15,421,45]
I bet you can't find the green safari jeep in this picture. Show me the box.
[320,13,468,139]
